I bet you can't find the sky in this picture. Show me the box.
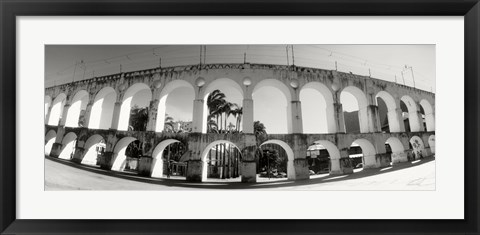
[45,45,435,134]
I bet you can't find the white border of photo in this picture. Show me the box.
[17,16,463,219]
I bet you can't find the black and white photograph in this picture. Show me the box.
[44,45,436,190]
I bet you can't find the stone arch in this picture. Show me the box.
[44,95,52,121]
[300,82,336,133]
[386,136,407,164]
[376,91,401,132]
[351,138,377,169]
[151,139,181,178]
[156,80,195,132]
[253,79,293,133]
[201,78,245,133]
[420,99,435,131]
[428,135,435,154]
[89,87,116,129]
[65,90,89,127]
[48,93,67,126]
[58,132,77,160]
[259,139,295,180]
[401,95,422,132]
[118,83,152,131]
[81,134,105,165]
[340,86,369,133]
[313,140,341,160]
[44,130,56,156]
[409,135,425,159]
[201,140,243,182]
[111,137,138,171]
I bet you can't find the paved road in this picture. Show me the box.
[45,157,435,190]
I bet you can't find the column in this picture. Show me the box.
[58,104,71,126]
[138,156,154,176]
[191,99,204,133]
[45,105,53,124]
[325,103,337,133]
[290,100,303,134]
[425,112,435,131]
[71,147,85,163]
[98,152,114,170]
[391,150,409,164]
[110,101,122,130]
[366,105,382,132]
[186,159,203,182]
[409,111,424,132]
[242,98,254,134]
[146,100,159,132]
[387,108,404,132]
[241,143,257,183]
[82,103,93,128]
[329,149,353,175]
[333,103,346,133]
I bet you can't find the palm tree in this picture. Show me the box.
[206,89,226,133]
[231,106,243,132]
[129,105,149,131]
[254,121,267,136]
[164,114,175,133]
[207,119,218,133]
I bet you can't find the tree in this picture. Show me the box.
[129,105,149,131]
[125,140,143,159]
[254,121,267,136]
[164,114,175,133]
[258,148,283,177]
[206,89,226,133]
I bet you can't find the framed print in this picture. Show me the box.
[1,0,479,234]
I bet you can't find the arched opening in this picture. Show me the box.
[47,93,67,126]
[386,137,406,164]
[409,136,425,160]
[253,79,292,134]
[151,139,188,178]
[340,86,369,133]
[420,99,435,131]
[44,130,56,156]
[58,132,77,160]
[81,134,106,166]
[111,137,143,172]
[259,139,295,180]
[201,140,243,182]
[155,80,195,133]
[306,141,340,175]
[400,96,422,132]
[300,82,335,134]
[202,78,244,134]
[89,87,116,130]
[349,139,376,171]
[65,90,89,127]
[376,91,400,132]
[118,83,152,131]
[44,95,52,122]
[428,135,435,154]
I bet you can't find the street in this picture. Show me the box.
[45,156,435,190]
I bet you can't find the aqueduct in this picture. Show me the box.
[45,63,435,183]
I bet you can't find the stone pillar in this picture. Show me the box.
[364,153,390,169]
[45,105,53,124]
[99,152,114,170]
[409,111,424,132]
[241,137,257,183]
[391,151,409,164]
[242,98,254,134]
[191,99,204,133]
[82,103,93,128]
[366,105,382,132]
[333,103,346,133]
[293,159,309,180]
[290,100,303,134]
[138,156,154,176]
[387,108,404,132]
[146,100,159,132]
[110,101,122,130]
[425,113,435,131]
[71,147,85,163]
[49,143,63,158]
[186,159,203,182]
[58,104,71,126]
[325,103,337,133]
[330,150,353,175]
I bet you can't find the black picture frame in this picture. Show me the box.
[1,1,479,234]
